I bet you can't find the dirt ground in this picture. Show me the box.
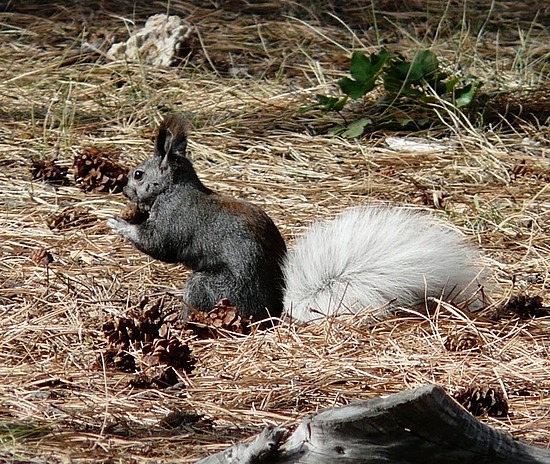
[0,1,549,462]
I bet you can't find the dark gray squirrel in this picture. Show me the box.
[108,112,484,323]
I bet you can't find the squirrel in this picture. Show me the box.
[108,112,484,324]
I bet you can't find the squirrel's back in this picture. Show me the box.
[282,206,483,322]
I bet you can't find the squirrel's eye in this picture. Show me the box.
[134,170,144,181]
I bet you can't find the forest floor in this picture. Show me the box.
[0,1,549,462]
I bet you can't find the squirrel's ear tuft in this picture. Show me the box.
[155,112,188,159]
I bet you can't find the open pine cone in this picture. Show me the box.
[101,295,194,386]
[74,147,127,193]
[142,336,194,372]
[454,385,509,417]
[103,348,137,372]
[46,206,96,231]
[444,331,480,352]
[30,248,54,266]
[129,366,180,389]
[500,294,548,319]
[186,298,252,337]
[30,158,69,185]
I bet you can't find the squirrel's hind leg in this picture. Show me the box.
[182,273,221,313]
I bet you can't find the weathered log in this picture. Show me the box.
[196,426,286,464]
[196,384,550,464]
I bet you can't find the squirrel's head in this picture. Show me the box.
[124,112,203,209]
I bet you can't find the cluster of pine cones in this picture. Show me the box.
[30,147,127,193]
[102,296,251,388]
[103,296,194,388]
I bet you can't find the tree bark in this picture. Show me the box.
[196,384,550,464]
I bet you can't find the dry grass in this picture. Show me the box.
[0,1,549,462]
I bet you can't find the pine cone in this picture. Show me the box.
[186,299,251,338]
[30,248,53,266]
[159,409,202,429]
[128,372,154,389]
[120,202,149,224]
[102,295,191,382]
[500,294,548,319]
[46,206,96,231]
[103,296,175,351]
[135,297,166,344]
[129,366,180,389]
[30,158,69,185]
[509,161,549,182]
[102,317,137,351]
[208,299,252,334]
[454,385,509,417]
[103,348,137,372]
[142,336,194,372]
[444,331,480,352]
[74,147,127,193]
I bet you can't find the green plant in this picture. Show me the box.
[302,48,481,136]
[300,49,393,114]
[383,50,478,107]
[339,49,394,100]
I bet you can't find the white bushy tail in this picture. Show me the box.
[282,206,483,323]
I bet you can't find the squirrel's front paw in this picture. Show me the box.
[107,216,136,241]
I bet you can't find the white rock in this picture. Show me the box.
[385,136,452,153]
[107,14,196,67]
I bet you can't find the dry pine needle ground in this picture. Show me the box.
[0,1,549,462]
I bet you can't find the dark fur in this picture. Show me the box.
[108,113,286,321]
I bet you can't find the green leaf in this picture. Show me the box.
[312,95,349,112]
[454,83,477,108]
[332,96,349,111]
[317,95,340,107]
[339,76,376,99]
[388,60,412,81]
[338,76,362,98]
[383,74,422,97]
[338,50,393,99]
[394,116,415,127]
[408,60,426,82]
[327,125,346,136]
[382,74,403,94]
[370,49,395,71]
[386,50,440,88]
[433,79,447,95]
[445,77,462,93]
[349,52,373,82]
[414,50,439,80]
[341,117,372,138]
[419,95,439,104]
[299,94,349,114]
[299,104,317,114]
